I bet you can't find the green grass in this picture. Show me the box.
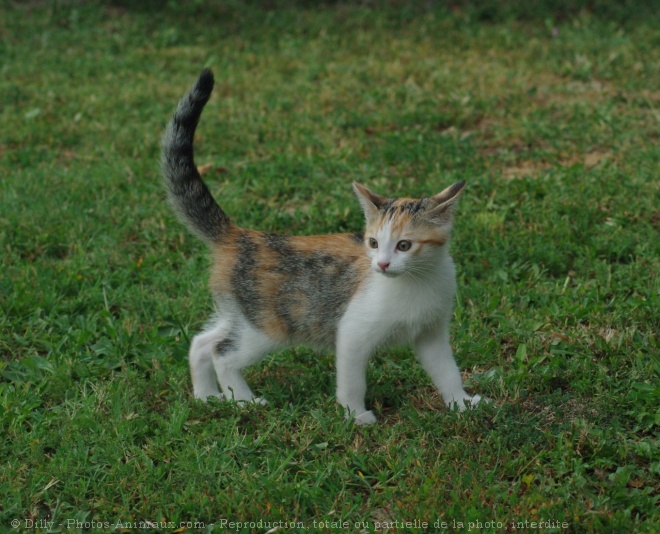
[1,1,658,532]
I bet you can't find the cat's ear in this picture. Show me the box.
[352,182,387,222]
[426,180,466,226]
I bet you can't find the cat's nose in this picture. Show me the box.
[377,261,390,271]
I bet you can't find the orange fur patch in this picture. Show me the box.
[209,227,371,343]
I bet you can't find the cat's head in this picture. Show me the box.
[352,181,465,277]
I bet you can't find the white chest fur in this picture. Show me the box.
[339,250,457,348]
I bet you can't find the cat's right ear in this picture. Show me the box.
[352,182,387,222]
[426,180,466,226]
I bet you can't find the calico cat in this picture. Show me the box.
[161,69,482,425]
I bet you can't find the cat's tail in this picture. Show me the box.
[161,68,231,244]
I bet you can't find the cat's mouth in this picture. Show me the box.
[376,268,401,277]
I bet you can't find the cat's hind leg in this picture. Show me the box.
[189,317,232,401]
[414,323,482,411]
[212,319,276,404]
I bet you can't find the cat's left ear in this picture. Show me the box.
[426,180,466,226]
[353,182,388,222]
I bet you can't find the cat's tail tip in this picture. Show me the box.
[195,68,215,99]
[182,68,214,110]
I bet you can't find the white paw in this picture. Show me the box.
[354,410,377,426]
[194,391,224,402]
[447,394,486,412]
[236,397,268,406]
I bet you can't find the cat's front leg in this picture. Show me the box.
[335,334,377,425]
[414,323,482,411]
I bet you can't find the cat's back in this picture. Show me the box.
[209,227,371,347]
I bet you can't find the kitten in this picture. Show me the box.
[161,69,482,425]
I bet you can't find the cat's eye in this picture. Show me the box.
[368,238,379,249]
[396,240,412,252]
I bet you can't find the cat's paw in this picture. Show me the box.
[236,397,268,407]
[446,394,486,412]
[354,410,377,426]
[194,391,224,402]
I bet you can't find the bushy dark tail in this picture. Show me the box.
[161,69,231,244]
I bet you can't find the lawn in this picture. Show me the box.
[1,1,658,532]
